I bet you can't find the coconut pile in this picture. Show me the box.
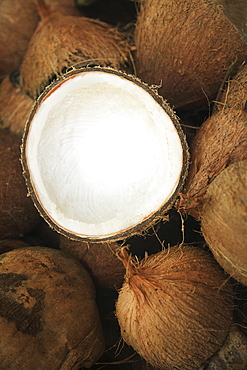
[0,0,247,369]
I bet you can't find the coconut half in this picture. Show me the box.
[21,67,188,242]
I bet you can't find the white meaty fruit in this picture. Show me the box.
[22,67,188,242]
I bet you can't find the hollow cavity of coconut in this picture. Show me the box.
[21,67,188,242]
[116,245,234,370]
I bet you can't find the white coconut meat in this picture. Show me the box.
[24,69,186,240]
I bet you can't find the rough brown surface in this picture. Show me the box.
[213,0,247,38]
[0,0,39,78]
[116,245,234,370]
[0,246,105,369]
[201,160,247,285]
[20,2,132,98]
[60,235,125,290]
[0,128,40,239]
[0,74,34,136]
[178,64,247,219]
[134,0,247,109]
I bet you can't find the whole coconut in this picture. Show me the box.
[134,0,247,109]
[0,73,34,136]
[20,1,132,98]
[59,235,125,290]
[212,0,247,39]
[0,0,39,78]
[116,244,234,370]
[178,63,247,219]
[201,160,247,285]
[0,246,105,369]
[0,128,40,239]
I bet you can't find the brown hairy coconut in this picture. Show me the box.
[21,67,188,242]
[0,246,105,369]
[201,160,247,286]
[59,235,125,289]
[0,72,34,136]
[178,63,247,219]
[0,128,40,240]
[134,0,247,109]
[0,0,39,79]
[19,0,132,99]
[212,0,247,39]
[0,0,84,80]
[115,244,234,370]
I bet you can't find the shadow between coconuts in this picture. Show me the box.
[21,66,189,243]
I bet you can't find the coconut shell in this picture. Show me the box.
[0,128,41,239]
[116,244,234,370]
[0,0,39,79]
[201,160,247,286]
[21,67,189,243]
[20,2,132,98]
[178,63,247,219]
[0,73,34,136]
[0,246,105,369]
[59,235,125,289]
[134,0,247,109]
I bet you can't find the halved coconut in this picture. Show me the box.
[21,67,188,242]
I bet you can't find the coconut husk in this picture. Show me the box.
[20,1,133,98]
[44,0,83,16]
[59,235,125,289]
[177,63,247,219]
[201,160,247,286]
[0,73,34,136]
[212,0,247,39]
[0,238,30,254]
[116,244,234,370]
[0,128,41,239]
[0,246,105,369]
[134,0,247,109]
[0,0,39,79]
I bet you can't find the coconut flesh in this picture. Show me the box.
[22,68,188,242]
